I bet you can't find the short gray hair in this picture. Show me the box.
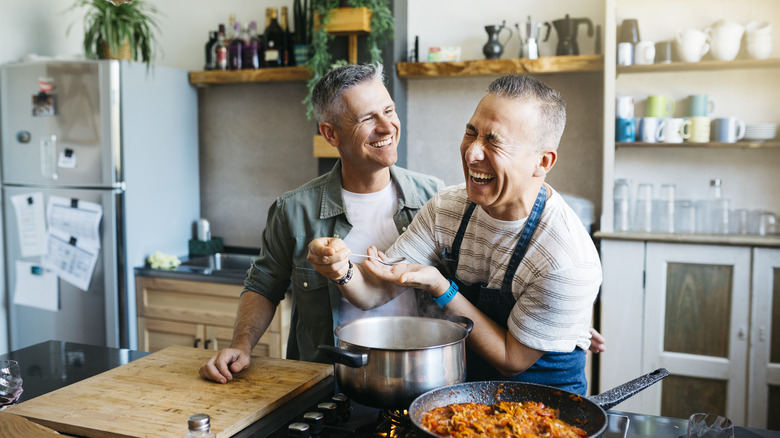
[312,63,385,125]
[487,75,566,150]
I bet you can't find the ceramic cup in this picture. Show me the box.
[616,95,635,118]
[687,94,715,117]
[658,118,692,143]
[646,95,676,118]
[706,20,745,61]
[712,117,746,143]
[619,19,641,44]
[634,41,656,65]
[616,117,636,142]
[638,117,662,143]
[675,28,710,62]
[688,116,711,143]
[617,42,634,66]
[655,41,673,63]
[745,21,773,59]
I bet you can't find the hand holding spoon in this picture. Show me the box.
[350,254,406,265]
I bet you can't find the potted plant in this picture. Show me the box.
[303,0,394,120]
[66,0,162,69]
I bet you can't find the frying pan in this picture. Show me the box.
[408,368,670,438]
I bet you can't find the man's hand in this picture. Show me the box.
[199,348,252,384]
[363,246,450,296]
[588,328,606,353]
[307,237,351,281]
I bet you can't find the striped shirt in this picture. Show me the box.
[386,184,602,352]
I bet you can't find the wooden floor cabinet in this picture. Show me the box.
[136,276,289,359]
[600,240,780,429]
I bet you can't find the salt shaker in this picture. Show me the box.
[184,414,216,438]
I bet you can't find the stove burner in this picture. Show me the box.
[374,410,416,438]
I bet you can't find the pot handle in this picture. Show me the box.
[318,344,369,368]
[448,315,474,336]
[587,368,670,411]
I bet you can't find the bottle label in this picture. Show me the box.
[265,49,279,62]
[216,48,227,69]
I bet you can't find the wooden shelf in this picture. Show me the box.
[189,66,310,86]
[617,58,780,75]
[616,140,780,149]
[396,54,604,78]
[595,231,780,249]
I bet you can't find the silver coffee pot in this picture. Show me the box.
[515,16,551,59]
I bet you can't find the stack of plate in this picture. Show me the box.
[744,123,777,141]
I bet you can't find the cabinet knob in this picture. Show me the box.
[204,339,212,349]
[194,338,202,348]
[738,326,747,340]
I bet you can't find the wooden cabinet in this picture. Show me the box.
[135,276,289,359]
[600,240,778,428]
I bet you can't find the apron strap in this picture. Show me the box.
[501,184,548,294]
[443,202,478,273]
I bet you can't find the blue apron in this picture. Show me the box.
[441,185,587,396]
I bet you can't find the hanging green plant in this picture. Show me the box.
[302,0,394,120]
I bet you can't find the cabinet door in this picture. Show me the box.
[138,318,204,352]
[750,248,780,430]
[644,243,750,423]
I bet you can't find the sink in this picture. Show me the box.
[181,253,256,274]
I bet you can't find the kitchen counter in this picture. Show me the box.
[134,250,259,285]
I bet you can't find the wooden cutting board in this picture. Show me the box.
[5,345,333,437]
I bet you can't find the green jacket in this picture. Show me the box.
[244,161,445,363]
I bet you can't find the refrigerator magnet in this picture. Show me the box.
[58,148,77,168]
[32,91,56,117]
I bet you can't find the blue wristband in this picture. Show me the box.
[433,280,458,308]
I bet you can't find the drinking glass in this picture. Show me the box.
[687,413,734,438]
[729,209,748,235]
[614,179,631,232]
[676,200,696,234]
[653,184,675,233]
[0,360,23,409]
[710,198,731,235]
[633,183,653,232]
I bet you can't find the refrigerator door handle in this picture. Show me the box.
[41,134,59,180]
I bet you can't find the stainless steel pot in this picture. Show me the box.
[318,316,473,410]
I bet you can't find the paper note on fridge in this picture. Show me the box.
[10,192,48,257]
[47,195,102,249]
[13,260,59,311]
[43,230,99,292]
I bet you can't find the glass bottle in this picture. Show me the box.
[183,414,216,438]
[242,21,261,69]
[613,179,631,232]
[215,24,227,71]
[264,8,285,67]
[280,6,294,66]
[227,22,244,70]
[204,31,217,70]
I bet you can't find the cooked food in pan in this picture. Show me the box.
[421,400,587,438]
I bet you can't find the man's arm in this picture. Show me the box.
[199,291,277,383]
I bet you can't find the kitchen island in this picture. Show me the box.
[2,341,779,437]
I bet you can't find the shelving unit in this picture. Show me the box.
[616,140,780,149]
[396,54,603,78]
[617,58,780,75]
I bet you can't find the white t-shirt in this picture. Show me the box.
[386,184,602,352]
[339,182,417,325]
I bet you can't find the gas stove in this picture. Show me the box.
[239,380,631,438]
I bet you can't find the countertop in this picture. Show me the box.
[134,247,260,285]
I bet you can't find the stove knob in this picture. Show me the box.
[331,393,350,422]
[288,422,310,438]
[316,401,338,424]
[303,411,324,435]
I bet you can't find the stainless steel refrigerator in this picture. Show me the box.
[1,60,200,350]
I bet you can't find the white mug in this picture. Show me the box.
[638,117,661,142]
[634,41,656,65]
[617,42,634,66]
[657,118,692,143]
[616,95,635,119]
[675,28,710,62]
[706,20,745,61]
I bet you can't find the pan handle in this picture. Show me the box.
[318,344,369,368]
[448,315,474,336]
[587,368,670,411]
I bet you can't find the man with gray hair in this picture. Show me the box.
[308,74,602,395]
[199,63,444,383]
